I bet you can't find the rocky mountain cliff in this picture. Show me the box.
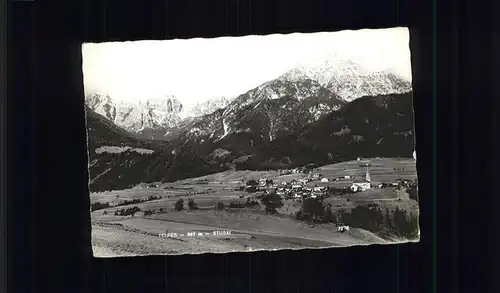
[297,58,412,102]
[179,71,346,144]
[85,57,411,141]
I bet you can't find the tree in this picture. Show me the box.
[337,209,349,224]
[266,179,274,186]
[393,207,418,238]
[324,204,336,223]
[300,198,328,222]
[246,197,259,207]
[383,208,394,232]
[174,199,184,211]
[188,198,198,210]
[406,186,418,201]
[348,205,383,232]
[261,192,283,214]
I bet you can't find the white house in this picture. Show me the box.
[313,186,326,192]
[320,178,329,182]
[344,175,351,179]
[351,180,371,192]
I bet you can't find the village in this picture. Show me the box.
[241,160,416,203]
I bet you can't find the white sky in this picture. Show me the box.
[82,27,412,107]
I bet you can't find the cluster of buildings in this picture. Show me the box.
[275,182,328,201]
[245,166,416,201]
[245,176,328,202]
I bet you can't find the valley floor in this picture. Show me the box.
[90,158,419,257]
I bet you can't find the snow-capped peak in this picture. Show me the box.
[278,67,309,82]
[85,93,185,132]
[180,96,231,119]
[289,54,412,102]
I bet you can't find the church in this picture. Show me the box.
[350,167,372,192]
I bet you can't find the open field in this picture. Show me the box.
[90,158,419,256]
[91,212,388,257]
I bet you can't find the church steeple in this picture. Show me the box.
[365,166,371,182]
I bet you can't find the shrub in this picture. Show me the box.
[246,180,258,186]
[229,201,245,208]
[147,195,161,201]
[91,202,111,211]
[188,199,198,210]
[245,186,258,193]
[144,210,154,216]
[159,208,164,213]
[116,206,141,216]
[174,199,184,211]
[116,198,142,207]
[216,201,225,210]
[245,197,259,207]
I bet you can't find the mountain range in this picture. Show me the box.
[85,58,411,140]
[86,90,415,192]
[84,57,414,192]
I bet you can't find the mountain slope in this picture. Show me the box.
[232,92,415,169]
[181,97,231,118]
[180,73,346,145]
[86,91,415,192]
[86,108,225,192]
